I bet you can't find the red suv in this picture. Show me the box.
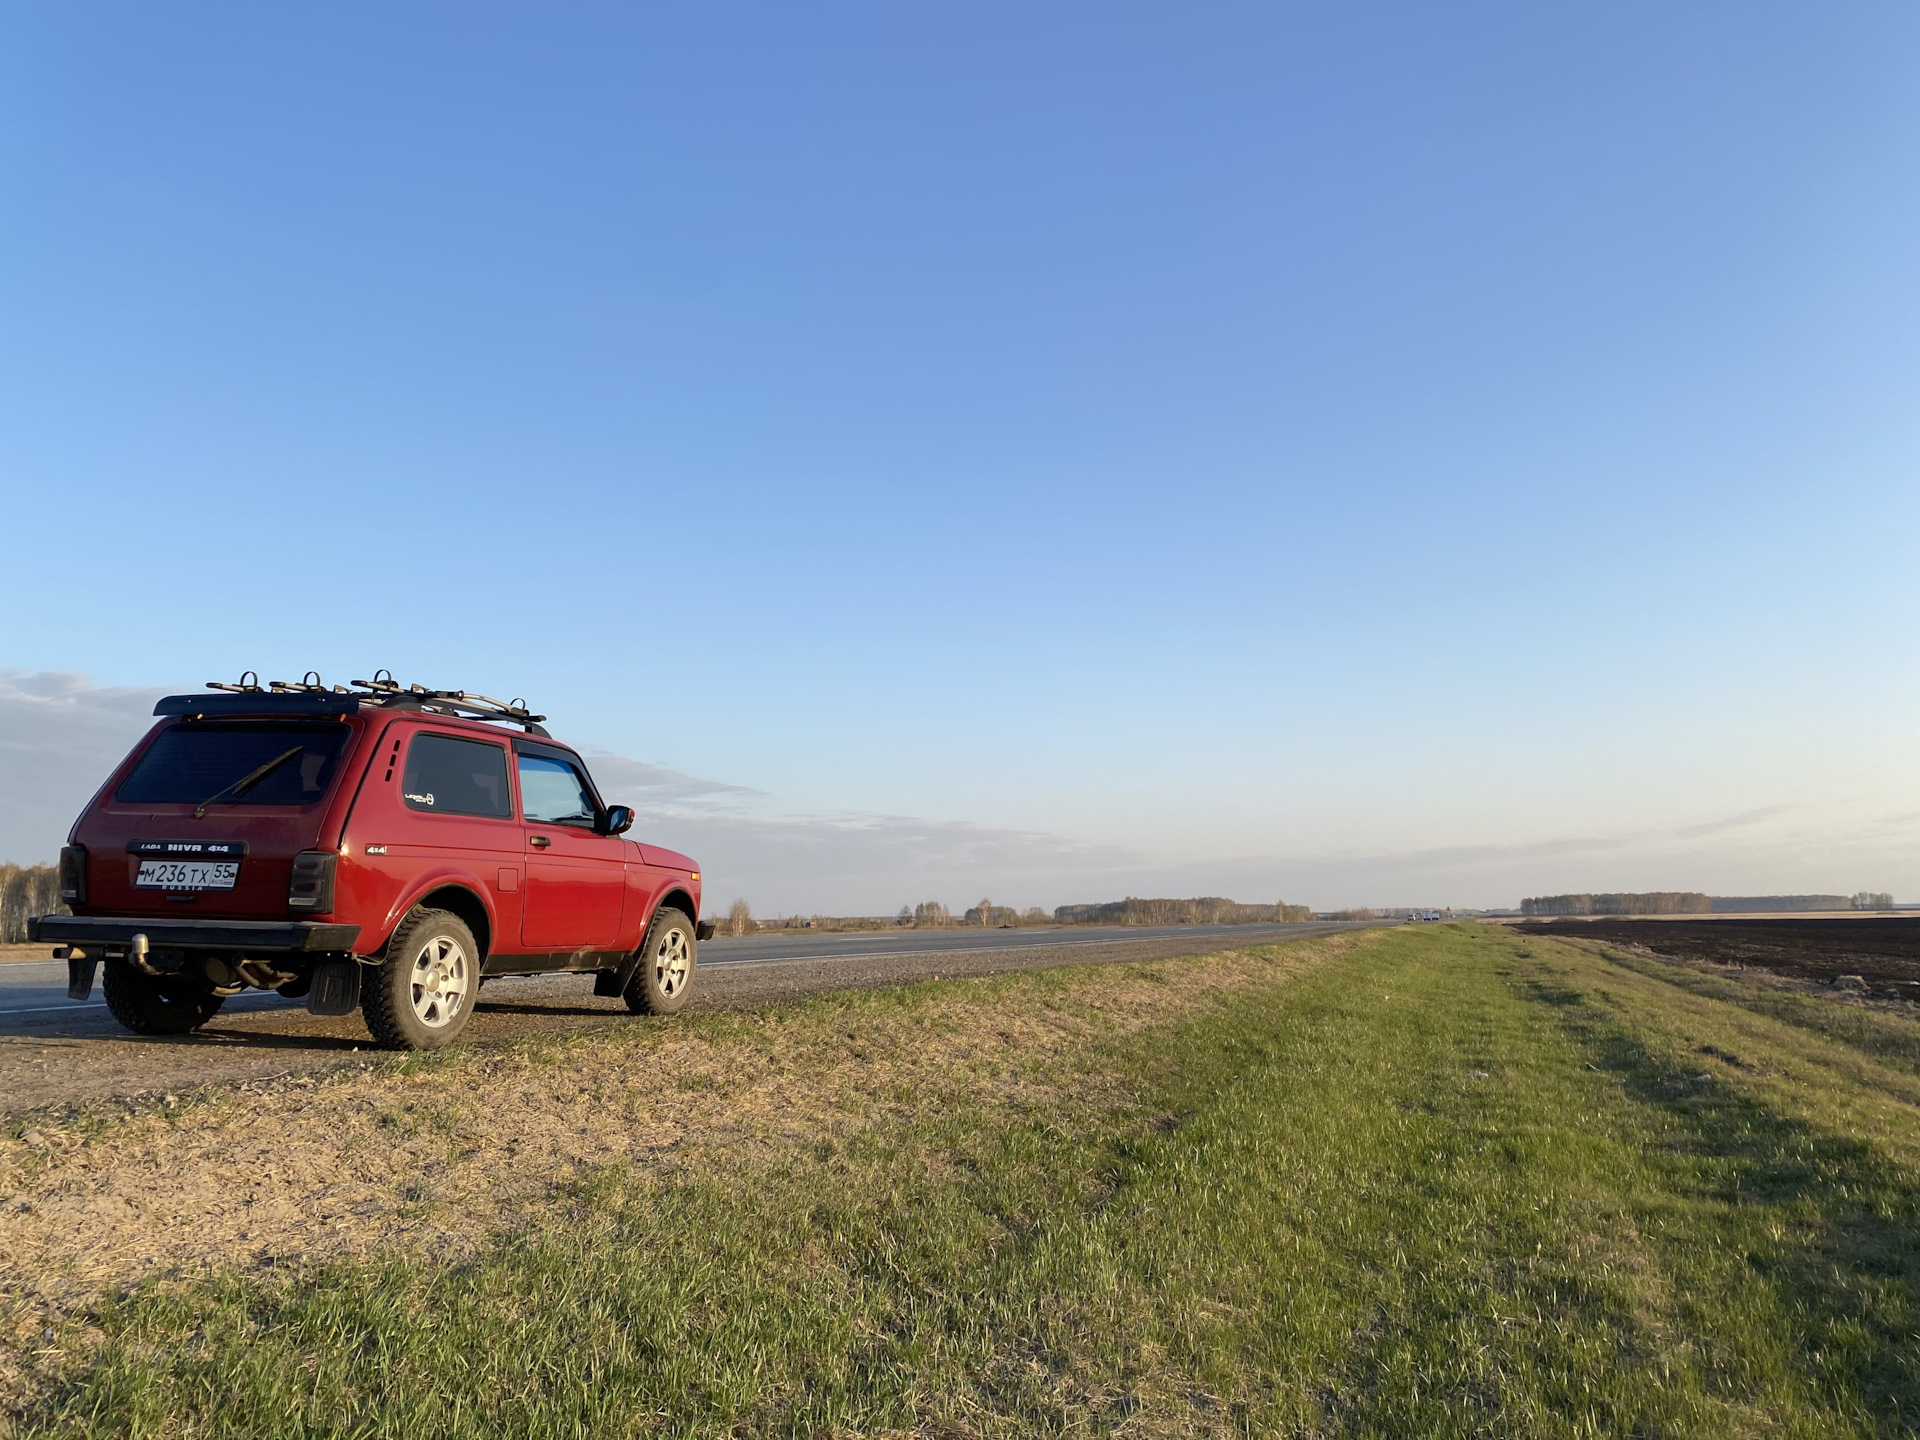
[31,674,710,1050]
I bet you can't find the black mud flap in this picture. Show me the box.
[592,968,625,998]
[66,954,98,1001]
[308,959,362,1016]
[696,920,716,940]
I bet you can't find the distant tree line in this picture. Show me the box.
[963,899,1050,927]
[1709,895,1889,913]
[711,894,1317,934]
[1520,892,1711,917]
[904,900,1050,928]
[1052,897,1316,926]
[1523,891,1899,917]
[1,863,63,944]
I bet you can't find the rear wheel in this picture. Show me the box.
[624,909,697,1016]
[100,960,226,1036]
[362,908,478,1050]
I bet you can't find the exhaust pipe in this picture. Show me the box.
[129,933,162,977]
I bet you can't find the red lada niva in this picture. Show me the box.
[31,674,710,1050]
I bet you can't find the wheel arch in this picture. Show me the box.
[369,867,498,960]
[654,888,698,927]
[409,883,494,960]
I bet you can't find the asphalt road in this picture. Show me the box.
[0,922,1352,1113]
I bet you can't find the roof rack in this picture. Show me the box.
[164,671,550,734]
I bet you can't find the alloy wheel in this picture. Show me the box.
[409,934,470,1028]
[653,928,691,999]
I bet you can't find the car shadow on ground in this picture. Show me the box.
[130,1026,370,1051]
[0,995,624,1052]
[470,999,625,1019]
[115,995,626,1042]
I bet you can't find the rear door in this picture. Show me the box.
[515,743,627,950]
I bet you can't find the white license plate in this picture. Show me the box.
[135,859,240,891]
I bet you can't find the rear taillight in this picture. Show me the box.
[58,845,88,905]
[288,850,337,914]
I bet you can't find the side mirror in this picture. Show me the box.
[599,805,635,836]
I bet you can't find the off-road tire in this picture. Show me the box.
[362,907,479,1050]
[100,959,226,1036]
[624,908,697,1016]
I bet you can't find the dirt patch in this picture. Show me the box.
[1515,917,1920,992]
[1536,929,1920,1019]
[0,933,1372,1401]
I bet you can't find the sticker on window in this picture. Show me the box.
[402,734,511,818]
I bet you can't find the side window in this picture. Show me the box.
[401,734,512,817]
[518,755,597,827]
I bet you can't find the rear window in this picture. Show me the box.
[402,733,512,818]
[116,722,352,806]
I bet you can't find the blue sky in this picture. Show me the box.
[3,3,1917,910]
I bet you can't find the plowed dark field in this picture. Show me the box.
[1515,916,1920,988]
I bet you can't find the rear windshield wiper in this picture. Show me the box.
[194,746,305,819]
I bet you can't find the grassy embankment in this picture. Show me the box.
[13,923,1920,1437]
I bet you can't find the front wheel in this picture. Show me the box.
[100,960,226,1035]
[362,908,478,1050]
[624,909,697,1016]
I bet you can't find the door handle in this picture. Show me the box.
[529,835,551,848]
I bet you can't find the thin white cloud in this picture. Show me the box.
[632,807,1144,916]
[1671,805,1796,840]
[577,751,762,807]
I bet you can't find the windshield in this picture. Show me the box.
[116,722,352,807]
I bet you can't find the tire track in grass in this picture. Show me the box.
[959,922,1706,1435]
[1505,936,1920,1435]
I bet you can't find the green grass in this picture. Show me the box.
[17,924,1920,1437]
